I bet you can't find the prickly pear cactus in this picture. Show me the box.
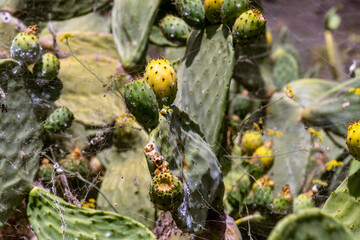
[149,172,184,211]
[147,106,224,234]
[346,121,360,161]
[221,0,250,26]
[10,27,41,64]
[293,193,314,213]
[175,0,206,29]
[323,168,360,238]
[204,0,223,24]
[144,59,177,108]
[43,106,74,133]
[175,24,234,156]
[3,0,111,22]
[27,187,156,240]
[232,9,266,45]
[124,79,159,129]
[0,59,43,226]
[268,208,354,240]
[112,0,161,71]
[33,53,60,80]
[159,15,191,44]
[272,53,299,91]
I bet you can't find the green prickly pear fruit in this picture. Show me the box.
[124,79,159,129]
[175,0,206,29]
[252,142,274,173]
[221,0,250,27]
[241,130,262,155]
[227,175,251,209]
[159,15,192,44]
[144,59,177,108]
[43,106,74,133]
[33,53,60,80]
[59,148,89,177]
[246,176,274,208]
[293,191,314,213]
[39,158,53,182]
[272,184,293,212]
[229,92,253,119]
[204,0,223,24]
[149,172,184,211]
[346,121,360,161]
[10,25,41,65]
[232,9,266,45]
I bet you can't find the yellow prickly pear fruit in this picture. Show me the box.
[204,0,223,24]
[144,59,177,108]
[346,121,360,161]
[252,142,274,172]
[241,130,262,155]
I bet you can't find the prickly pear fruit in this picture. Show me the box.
[33,53,60,80]
[159,15,191,44]
[229,93,252,119]
[124,79,159,129]
[144,59,177,107]
[175,0,206,29]
[10,25,41,64]
[221,0,250,26]
[232,9,266,45]
[252,144,274,172]
[227,175,251,209]
[39,158,53,182]
[43,106,74,133]
[246,176,274,208]
[293,191,314,213]
[272,184,293,212]
[149,172,184,211]
[241,130,262,155]
[204,0,223,24]
[346,121,360,161]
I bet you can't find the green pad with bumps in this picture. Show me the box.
[27,187,156,240]
[112,0,161,71]
[148,106,224,234]
[174,24,234,156]
[0,59,43,226]
[268,208,354,240]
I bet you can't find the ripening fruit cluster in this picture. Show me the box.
[158,0,266,46]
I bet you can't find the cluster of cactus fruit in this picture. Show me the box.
[2,0,360,239]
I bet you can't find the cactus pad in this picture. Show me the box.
[159,15,191,44]
[144,59,177,107]
[124,79,159,129]
[33,53,60,80]
[149,172,184,211]
[43,106,74,133]
[273,53,299,91]
[232,9,266,45]
[268,209,354,240]
[27,187,156,240]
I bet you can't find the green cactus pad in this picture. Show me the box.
[268,209,354,240]
[159,15,191,44]
[27,187,156,240]
[43,106,74,133]
[149,173,184,211]
[174,24,234,156]
[293,193,314,213]
[232,9,266,45]
[0,12,26,57]
[204,0,223,24]
[0,59,43,226]
[112,0,160,71]
[175,0,206,29]
[3,0,111,22]
[124,79,159,129]
[323,168,360,238]
[221,0,250,27]
[148,106,224,234]
[10,31,41,64]
[272,53,299,91]
[33,53,60,80]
